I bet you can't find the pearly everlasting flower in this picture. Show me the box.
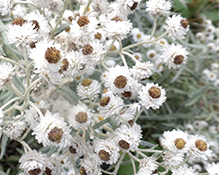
[138,156,158,174]
[102,15,132,40]
[44,154,62,175]
[0,62,14,89]
[187,135,212,160]
[32,111,71,148]
[29,40,63,84]
[103,65,133,94]
[97,92,124,119]
[79,153,101,175]
[138,82,166,110]
[67,103,92,130]
[69,135,91,157]
[0,0,13,16]
[6,17,39,48]
[131,61,154,80]
[171,165,198,175]
[161,43,189,69]
[132,52,142,62]
[94,138,120,164]
[146,0,171,16]
[5,117,26,140]
[206,162,219,175]
[24,107,41,129]
[19,150,46,175]
[214,79,219,87]
[77,78,101,100]
[131,28,145,43]
[160,129,189,153]
[114,123,142,152]
[146,49,158,60]
[164,14,189,40]
[162,151,184,167]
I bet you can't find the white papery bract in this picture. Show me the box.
[160,129,189,153]
[24,107,41,129]
[171,165,198,175]
[146,0,171,16]
[165,14,189,40]
[94,138,120,164]
[79,153,101,175]
[44,154,62,175]
[131,61,154,80]
[162,151,184,167]
[67,103,92,130]
[5,116,26,139]
[114,123,142,152]
[19,150,46,175]
[0,0,13,16]
[0,62,14,89]
[206,162,219,175]
[32,111,71,149]
[187,135,212,160]
[135,167,153,175]
[77,79,101,100]
[138,156,158,174]
[138,82,166,110]
[161,43,188,69]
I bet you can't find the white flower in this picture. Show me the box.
[91,0,110,14]
[131,61,154,80]
[103,65,133,94]
[77,78,101,100]
[161,43,189,69]
[97,93,124,119]
[138,156,158,174]
[132,52,142,62]
[114,123,142,152]
[171,165,198,175]
[6,18,39,48]
[19,150,46,175]
[0,0,13,16]
[165,14,189,40]
[205,71,217,81]
[136,167,153,175]
[162,151,184,167]
[29,40,63,84]
[146,0,171,16]
[0,62,14,89]
[69,135,91,157]
[160,129,189,153]
[187,135,212,160]
[94,138,120,164]
[138,83,166,110]
[214,79,219,87]
[24,107,41,129]
[44,154,62,175]
[32,111,71,148]
[79,153,101,175]
[206,162,219,175]
[5,116,26,139]
[68,103,92,130]
[146,49,157,60]
[131,28,145,42]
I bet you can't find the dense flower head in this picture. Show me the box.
[146,0,171,16]
[0,62,14,89]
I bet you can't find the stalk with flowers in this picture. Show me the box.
[0,0,219,174]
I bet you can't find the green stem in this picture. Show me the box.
[113,152,126,175]
[82,0,92,15]
[119,53,128,68]
[1,96,21,110]
[51,0,69,38]
[122,51,139,63]
[134,106,145,123]
[150,15,157,39]
[0,56,25,70]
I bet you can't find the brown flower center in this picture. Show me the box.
[100,97,110,106]
[148,86,161,99]
[95,32,102,40]
[130,2,138,10]
[195,139,207,151]
[99,150,111,161]
[80,166,87,175]
[82,44,93,55]
[119,139,130,150]
[28,168,41,175]
[114,75,128,89]
[12,17,27,26]
[81,78,92,87]
[77,16,90,27]
[121,91,132,98]
[59,58,69,73]
[174,55,184,65]
[68,16,73,22]
[75,112,88,123]
[149,53,155,59]
[48,127,63,143]
[136,33,142,39]
[180,19,188,29]
[31,20,40,31]
[110,45,117,51]
[69,146,77,154]
[175,138,186,149]
[44,167,52,175]
[44,47,61,64]
[111,16,123,22]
